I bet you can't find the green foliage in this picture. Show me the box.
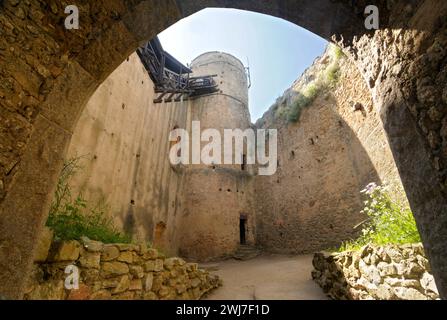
[325,63,340,86]
[287,92,313,122]
[279,44,346,123]
[331,45,346,60]
[303,83,319,100]
[286,81,324,123]
[46,156,131,244]
[325,44,343,86]
[336,183,421,252]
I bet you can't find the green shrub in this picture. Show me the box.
[286,82,322,123]
[46,156,131,244]
[287,93,311,122]
[303,83,319,100]
[336,183,421,252]
[331,44,345,60]
[325,63,340,86]
[325,45,343,86]
[275,44,346,123]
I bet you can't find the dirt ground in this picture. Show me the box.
[203,254,328,300]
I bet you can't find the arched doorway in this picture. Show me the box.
[0,0,446,299]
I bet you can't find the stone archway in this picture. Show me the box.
[0,0,446,299]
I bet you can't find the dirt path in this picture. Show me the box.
[203,254,328,300]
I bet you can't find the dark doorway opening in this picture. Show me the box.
[241,154,247,171]
[240,215,247,245]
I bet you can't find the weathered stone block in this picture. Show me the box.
[164,257,185,270]
[80,237,103,252]
[144,273,154,291]
[190,278,201,288]
[175,284,187,294]
[129,279,142,291]
[117,251,133,263]
[186,263,198,272]
[79,251,101,269]
[404,262,425,278]
[384,247,403,263]
[112,275,130,294]
[132,252,143,265]
[393,287,427,300]
[144,261,155,272]
[421,272,439,294]
[377,262,397,276]
[416,255,430,271]
[102,277,122,289]
[101,245,120,262]
[144,259,163,272]
[151,275,164,292]
[49,241,80,262]
[90,290,112,300]
[384,277,421,289]
[192,287,203,300]
[375,284,395,300]
[129,265,144,279]
[26,280,65,300]
[81,269,100,284]
[158,285,175,299]
[359,260,381,285]
[102,262,129,277]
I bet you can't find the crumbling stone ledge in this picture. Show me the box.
[312,243,439,300]
[24,235,221,300]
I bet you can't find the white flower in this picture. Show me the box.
[361,182,378,195]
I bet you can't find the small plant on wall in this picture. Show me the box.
[337,183,421,252]
[46,156,131,244]
[278,44,345,123]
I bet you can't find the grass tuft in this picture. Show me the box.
[279,44,346,123]
[46,156,131,244]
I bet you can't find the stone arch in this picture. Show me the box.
[0,0,446,299]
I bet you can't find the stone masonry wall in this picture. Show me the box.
[337,1,447,297]
[24,231,220,300]
[255,46,406,253]
[312,244,439,300]
[178,52,256,261]
[65,52,188,255]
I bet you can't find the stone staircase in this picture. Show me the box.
[233,245,261,261]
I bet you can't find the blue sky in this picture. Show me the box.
[159,8,327,122]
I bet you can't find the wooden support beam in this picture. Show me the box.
[153,92,168,104]
[166,92,176,102]
[174,93,185,102]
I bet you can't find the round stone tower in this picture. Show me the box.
[189,52,250,132]
[179,52,256,261]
